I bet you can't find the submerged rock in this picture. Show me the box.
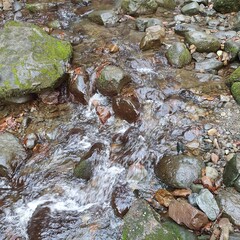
[166,42,192,68]
[223,154,240,192]
[96,65,130,96]
[185,31,221,53]
[122,199,197,240]
[73,160,92,180]
[140,25,165,51]
[213,0,240,13]
[0,21,72,100]
[88,10,119,27]
[154,155,203,188]
[216,188,240,226]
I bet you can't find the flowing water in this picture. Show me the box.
[0,0,238,239]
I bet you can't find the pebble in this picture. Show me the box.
[207,128,218,136]
[211,153,219,163]
[205,166,219,180]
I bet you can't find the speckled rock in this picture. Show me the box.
[185,31,221,53]
[216,188,240,226]
[0,21,72,100]
[213,0,240,13]
[154,155,203,188]
[166,42,192,68]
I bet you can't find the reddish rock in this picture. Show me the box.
[168,200,209,230]
[154,189,174,207]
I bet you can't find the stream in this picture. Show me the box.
[0,0,240,239]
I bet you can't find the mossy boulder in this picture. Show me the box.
[166,42,192,68]
[224,40,240,61]
[122,199,197,240]
[185,31,220,53]
[213,0,240,13]
[0,21,72,100]
[226,67,240,104]
[231,82,240,104]
[121,0,158,15]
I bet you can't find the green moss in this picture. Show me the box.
[231,82,240,104]
[226,67,240,87]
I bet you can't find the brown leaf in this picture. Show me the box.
[154,189,174,207]
[171,189,192,197]
[96,106,111,124]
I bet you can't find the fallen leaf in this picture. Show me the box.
[96,106,111,124]
[154,189,174,207]
[172,189,192,197]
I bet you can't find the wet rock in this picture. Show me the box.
[154,189,174,207]
[0,21,72,100]
[224,40,240,62]
[126,163,148,182]
[121,0,158,15]
[181,2,200,15]
[154,155,203,188]
[135,17,163,32]
[122,199,197,240]
[73,160,92,180]
[69,68,89,104]
[140,25,165,51]
[5,94,35,104]
[88,10,119,27]
[195,59,223,72]
[168,199,209,230]
[232,12,240,31]
[166,42,192,68]
[229,233,240,240]
[213,0,240,13]
[185,31,221,53]
[223,154,240,192]
[96,65,130,96]
[216,188,240,226]
[155,0,176,9]
[205,166,218,180]
[0,132,27,172]
[25,2,59,13]
[174,23,201,37]
[111,184,135,218]
[112,95,140,123]
[195,189,220,221]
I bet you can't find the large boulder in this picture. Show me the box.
[122,199,197,240]
[185,31,221,53]
[213,0,240,13]
[154,155,203,188]
[0,21,72,100]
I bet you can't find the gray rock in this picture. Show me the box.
[88,10,119,27]
[166,42,192,68]
[122,199,197,240]
[96,65,130,96]
[121,0,158,15]
[174,24,201,37]
[223,154,240,192]
[136,17,163,32]
[214,31,237,40]
[154,155,203,188]
[181,2,200,15]
[216,188,240,226]
[195,59,223,72]
[229,233,240,240]
[213,0,240,13]
[0,21,72,100]
[224,40,240,61]
[185,31,221,53]
[196,189,220,221]
[140,25,165,51]
[0,132,27,171]
[233,12,240,31]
